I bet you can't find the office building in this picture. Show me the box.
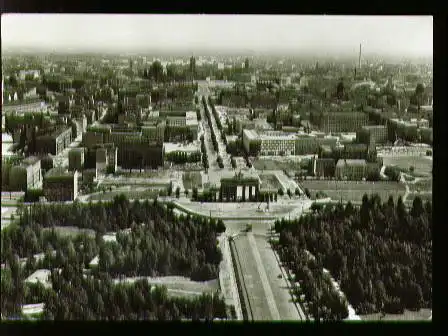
[335,159,367,180]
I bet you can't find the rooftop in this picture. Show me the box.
[164,142,200,153]
[25,269,51,288]
[336,159,367,167]
[45,167,75,179]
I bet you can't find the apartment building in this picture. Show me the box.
[356,125,388,145]
[335,159,367,180]
[313,111,369,133]
[43,167,78,201]
[295,134,320,155]
[35,126,72,155]
[7,156,42,191]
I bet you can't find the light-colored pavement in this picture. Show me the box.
[247,232,280,320]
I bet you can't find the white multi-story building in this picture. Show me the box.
[243,129,296,156]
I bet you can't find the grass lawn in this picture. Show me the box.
[259,174,283,190]
[406,192,432,205]
[360,308,431,321]
[408,178,432,193]
[382,156,432,177]
[253,158,301,172]
[182,171,203,190]
[88,189,160,201]
[300,180,406,203]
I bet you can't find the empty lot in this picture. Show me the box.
[382,156,432,177]
[300,180,406,203]
[182,171,203,190]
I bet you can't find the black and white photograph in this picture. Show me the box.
[1,14,432,322]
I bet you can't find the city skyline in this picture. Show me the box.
[2,15,433,58]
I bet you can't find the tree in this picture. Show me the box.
[278,188,284,196]
[167,182,173,197]
[175,187,180,199]
[304,188,311,198]
[295,188,301,196]
[287,189,292,198]
[150,61,164,82]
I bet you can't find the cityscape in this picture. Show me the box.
[1,14,432,321]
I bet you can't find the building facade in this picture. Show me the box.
[43,168,78,201]
[335,159,367,180]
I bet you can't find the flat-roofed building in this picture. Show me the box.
[35,126,72,155]
[243,129,296,156]
[335,159,367,180]
[43,167,78,201]
[8,156,42,191]
[315,158,336,178]
[313,111,369,133]
[357,125,388,146]
[68,148,85,171]
[343,143,369,160]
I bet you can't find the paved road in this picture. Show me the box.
[232,234,273,320]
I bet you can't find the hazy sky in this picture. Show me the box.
[1,14,433,57]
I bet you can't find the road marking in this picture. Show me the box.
[247,232,281,320]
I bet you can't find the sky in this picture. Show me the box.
[1,14,433,58]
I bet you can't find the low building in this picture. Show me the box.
[43,167,78,201]
[335,159,367,180]
[313,111,369,133]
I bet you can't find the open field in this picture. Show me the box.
[259,174,282,190]
[182,171,203,190]
[360,308,431,321]
[42,226,95,238]
[408,178,433,193]
[382,156,432,177]
[300,180,406,203]
[88,188,160,201]
[253,158,300,172]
